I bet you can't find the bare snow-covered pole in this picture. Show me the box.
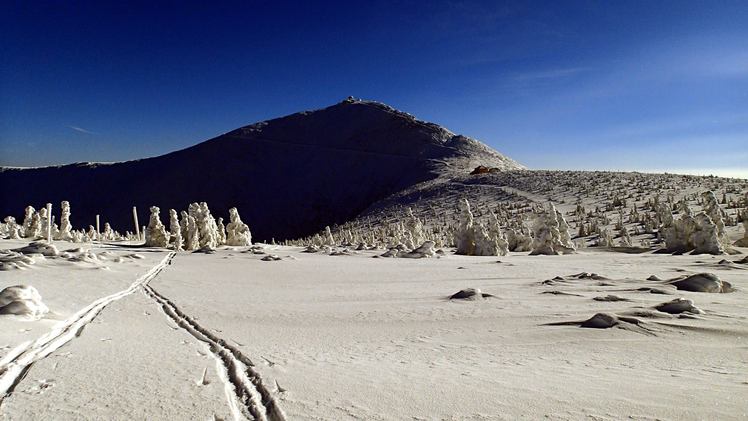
[132,206,140,241]
[95,214,100,238]
[46,203,52,243]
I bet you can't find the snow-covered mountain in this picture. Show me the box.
[0,98,522,241]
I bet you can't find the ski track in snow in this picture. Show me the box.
[0,251,176,405]
[143,281,286,421]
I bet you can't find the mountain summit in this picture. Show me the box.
[0,98,523,241]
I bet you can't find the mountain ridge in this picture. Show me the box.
[0,98,522,241]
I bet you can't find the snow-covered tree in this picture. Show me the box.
[216,217,227,245]
[736,208,748,247]
[181,211,199,251]
[663,212,723,254]
[188,202,218,250]
[2,217,20,239]
[144,206,169,248]
[57,201,73,241]
[488,212,509,256]
[101,223,115,241]
[226,207,252,246]
[454,199,504,256]
[169,209,183,251]
[701,191,727,246]
[530,204,575,255]
[21,206,35,238]
[618,225,632,247]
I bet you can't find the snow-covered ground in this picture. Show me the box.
[1,240,746,420]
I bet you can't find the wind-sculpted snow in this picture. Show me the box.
[0,286,49,319]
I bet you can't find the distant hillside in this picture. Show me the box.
[0,98,523,241]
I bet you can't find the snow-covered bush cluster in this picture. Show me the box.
[144,202,253,251]
[1,201,254,252]
[529,204,575,255]
[292,198,574,257]
[454,199,508,256]
[290,167,747,259]
[2,171,745,260]
[0,202,135,243]
[145,206,169,247]
[0,202,125,242]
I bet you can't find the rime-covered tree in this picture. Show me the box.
[226,207,253,246]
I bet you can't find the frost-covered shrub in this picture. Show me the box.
[183,211,200,251]
[57,201,73,241]
[21,206,35,238]
[488,213,509,256]
[182,202,220,250]
[598,228,613,247]
[101,223,115,241]
[663,212,723,254]
[196,202,219,250]
[404,208,425,248]
[169,209,183,251]
[455,199,501,256]
[38,205,53,240]
[618,226,632,247]
[530,204,575,255]
[28,212,43,240]
[226,207,252,246]
[735,208,748,247]
[86,225,98,241]
[691,213,723,254]
[656,202,673,228]
[324,226,335,246]
[506,227,532,252]
[701,191,731,251]
[217,217,227,245]
[144,206,169,248]
[2,217,20,240]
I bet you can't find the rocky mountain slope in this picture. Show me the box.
[0,98,522,241]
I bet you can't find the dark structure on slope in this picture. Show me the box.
[0,99,522,241]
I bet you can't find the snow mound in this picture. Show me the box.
[670,273,733,293]
[448,288,495,300]
[13,241,59,257]
[400,241,436,258]
[0,285,49,319]
[0,250,35,270]
[655,298,703,314]
[580,313,620,329]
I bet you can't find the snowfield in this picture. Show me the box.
[1,241,746,420]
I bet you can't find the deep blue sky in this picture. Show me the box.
[2,1,747,177]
